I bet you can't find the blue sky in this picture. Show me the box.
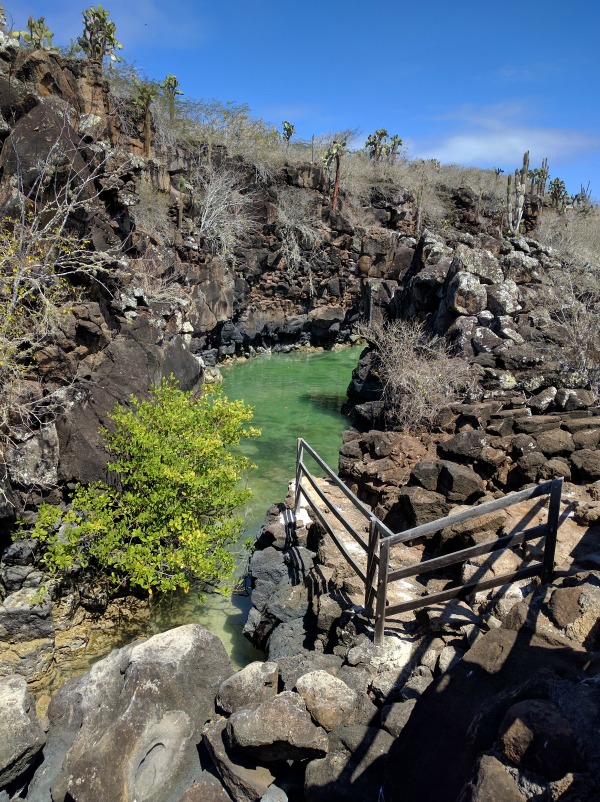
[9,0,600,197]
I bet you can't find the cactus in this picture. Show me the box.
[365,128,388,161]
[281,120,295,151]
[506,150,529,234]
[527,158,549,197]
[388,134,403,162]
[322,139,347,211]
[11,16,57,50]
[365,130,403,163]
[78,5,122,66]
[133,80,159,158]
[161,74,183,127]
[549,177,569,210]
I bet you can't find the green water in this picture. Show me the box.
[149,346,363,668]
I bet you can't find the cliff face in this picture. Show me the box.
[0,46,417,518]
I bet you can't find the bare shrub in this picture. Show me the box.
[547,265,600,393]
[131,177,173,241]
[0,118,118,447]
[275,186,321,277]
[535,206,600,267]
[189,162,256,257]
[359,318,475,432]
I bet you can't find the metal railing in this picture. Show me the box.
[295,438,562,646]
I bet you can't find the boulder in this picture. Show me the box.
[203,718,279,802]
[410,264,448,312]
[249,548,290,586]
[459,754,524,802]
[447,272,487,316]
[498,699,582,780]
[450,246,504,285]
[534,428,575,457]
[485,281,521,315]
[28,625,232,802]
[502,252,541,284]
[0,586,53,642]
[266,619,312,660]
[438,431,487,462]
[571,449,600,481]
[0,675,45,791]
[217,662,279,715]
[265,582,310,625]
[5,424,59,488]
[226,691,328,762]
[388,486,449,530]
[305,725,394,802]
[380,699,417,738]
[437,461,484,502]
[278,653,343,691]
[176,771,232,802]
[295,670,358,732]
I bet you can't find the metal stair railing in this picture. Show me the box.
[295,438,562,647]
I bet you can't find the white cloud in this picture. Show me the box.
[414,104,600,169]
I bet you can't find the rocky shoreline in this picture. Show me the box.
[3,469,599,801]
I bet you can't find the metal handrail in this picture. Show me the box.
[294,438,563,647]
[373,477,563,644]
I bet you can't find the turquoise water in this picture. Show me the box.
[149,346,363,667]
[221,346,363,538]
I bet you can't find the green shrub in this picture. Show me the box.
[31,378,259,595]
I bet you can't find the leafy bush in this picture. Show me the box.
[359,319,475,432]
[31,378,259,594]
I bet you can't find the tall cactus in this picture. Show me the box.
[322,139,346,212]
[161,74,183,127]
[507,150,529,235]
[133,80,159,158]
[78,5,122,67]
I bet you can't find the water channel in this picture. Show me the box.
[148,345,364,667]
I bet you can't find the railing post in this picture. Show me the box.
[541,477,562,584]
[374,537,390,646]
[294,438,303,514]
[365,517,379,616]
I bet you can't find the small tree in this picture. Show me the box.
[32,379,259,595]
[161,74,183,128]
[78,5,122,67]
[0,119,121,448]
[192,162,256,257]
